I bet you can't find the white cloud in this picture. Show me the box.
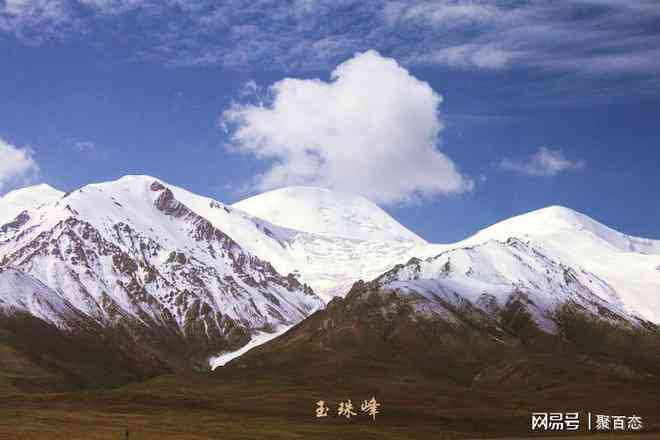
[2,0,660,81]
[222,50,472,204]
[3,0,31,16]
[0,138,39,192]
[500,147,585,177]
[0,0,71,42]
[384,1,501,27]
[390,1,660,76]
[72,139,96,152]
[418,44,515,69]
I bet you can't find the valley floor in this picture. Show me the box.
[1,370,658,440]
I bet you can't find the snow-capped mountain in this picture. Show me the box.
[376,238,650,333]
[233,188,660,325]
[225,207,659,387]
[1,178,658,374]
[232,187,429,301]
[233,186,424,243]
[0,176,323,366]
[444,206,660,323]
[0,183,64,225]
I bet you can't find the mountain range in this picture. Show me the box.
[0,175,658,390]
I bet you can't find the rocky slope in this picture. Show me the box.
[451,205,660,323]
[230,267,660,391]
[0,176,323,372]
[0,268,81,328]
[236,189,660,324]
[0,268,170,391]
[376,237,654,333]
[1,177,659,384]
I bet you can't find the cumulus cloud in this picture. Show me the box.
[500,147,585,177]
[221,50,472,204]
[0,138,39,192]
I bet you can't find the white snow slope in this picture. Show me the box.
[234,190,660,325]
[377,238,641,333]
[232,187,429,302]
[0,267,81,329]
[0,184,64,225]
[454,206,660,324]
[209,323,292,370]
[233,186,425,243]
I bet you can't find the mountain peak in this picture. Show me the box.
[532,204,579,216]
[0,183,64,225]
[468,205,610,243]
[233,186,425,243]
[115,174,161,183]
[526,205,590,223]
[84,174,163,189]
[1,183,63,201]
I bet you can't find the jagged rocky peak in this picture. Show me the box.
[150,180,166,192]
[0,175,324,369]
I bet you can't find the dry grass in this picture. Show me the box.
[0,367,658,440]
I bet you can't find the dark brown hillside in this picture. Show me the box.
[230,279,660,384]
[202,278,660,437]
[0,311,171,392]
[0,279,659,439]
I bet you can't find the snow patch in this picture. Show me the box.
[209,324,292,369]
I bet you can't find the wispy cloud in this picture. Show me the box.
[71,139,96,153]
[401,1,660,75]
[0,0,71,42]
[418,44,515,70]
[2,0,660,79]
[500,147,585,177]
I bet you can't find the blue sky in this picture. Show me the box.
[1,0,659,243]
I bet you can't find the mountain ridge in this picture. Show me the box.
[231,187,660,323]
[3,177,659,325]
[1,176,659,384]
[0,176,323,372]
